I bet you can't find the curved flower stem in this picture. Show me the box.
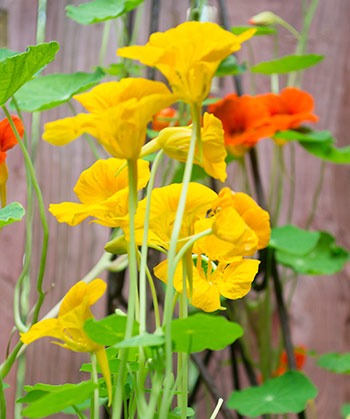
[112,158,139,419]
[90,352,100,419]
[174,229,212,268]
[305,161,326,228]
[0,341,23,379]
[2,105,49,325]
[98,20,111,67]
[160,102,201,417]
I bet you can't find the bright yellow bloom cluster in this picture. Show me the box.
[118,21,255,104]
[20,279,112,404]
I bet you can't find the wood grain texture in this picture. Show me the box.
[0,0,349,418]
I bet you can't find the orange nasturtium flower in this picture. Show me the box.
[259,87,318,131]
[152,107,179,131]
[43,78,176,160]
[49,158,150,227]
[118,21,255,104]
[20,279,112,404]
[154,256,260,312]
[273,346,307,377]
[141,112,227,182]
[0,116,24,206]
[208,93,276,156]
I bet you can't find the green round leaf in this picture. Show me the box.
[276,231,350,275]
[227,371,318,417]
[169,313,243,353]
[0,42,60,105]
[269,225,320,255]
[251,54,324,75]
[84,313,138,346]
[66,0,144,25]
[0,202,25,227]
[317,353,350,374]
[12,68,105,112]
[115,333,165,349]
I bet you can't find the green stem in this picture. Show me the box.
[159,102,201,417]
[99,21,111,67]
[0,372,6,419]
[90,352,100,419]
[0,341,24,379]
[112,158,139,419]
[139,150,164,334]
[305,161,326,228]
[3,106,49,324]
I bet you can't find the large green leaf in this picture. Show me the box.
[250,54,324,75]
[115,333,165,349]
[0,202,25,227]
[169,313,243,353]
[276,231,349,275]
[66,0,144,25]
[12,68,105,112]
[84,313,138,346]
[227,371,317,417]
[0,42,60,105]
[19,381,95,418]
[317,353,350,374]
[273,129,333,143]
[269,225,320,255]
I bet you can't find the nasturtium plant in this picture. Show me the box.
[66,0,144,25]
[250,54,324,74]
[12,68,105,112]
[317,352,350,374]
[0,202,25,227]
[169,313,243,353]
[227,371,318,417]
[0,42,60,105]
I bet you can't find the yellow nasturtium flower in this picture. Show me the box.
[154,256,260,312]
[129,183,217,251]
[43,79,176,160]
[118,21,255,104]
[141,112,227,182]
[49,158,150,227]
[20,279,112,404]
[193,187,271,261]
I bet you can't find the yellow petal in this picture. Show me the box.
[49,202,94,226]
[216,259,260,300]
[59,279,106,317]
[42,114,96,146]
[95,347,113,406]
[20,318,62,344]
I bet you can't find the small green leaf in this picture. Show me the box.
[19,381,95,418]
[227,371,318,417]
[341,404,350,418]
[115,333,165,349]
[0,48,18,60]
[169,313,243,353]
[84,313,138,346]
[273,129,333,143]
[216,56,246,77]
[317,353,350,374]
[250,54,324,75]
[276,231,350,275]
[0,202,25,227]
[66,0,144,25]
[12,68,105,112]
[269,225,320,255]
[231,26,277,36]
[301,141,350,164]
[0,42,60,105]
[169,407,195,418]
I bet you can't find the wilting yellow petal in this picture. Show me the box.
[95,347,112,406]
